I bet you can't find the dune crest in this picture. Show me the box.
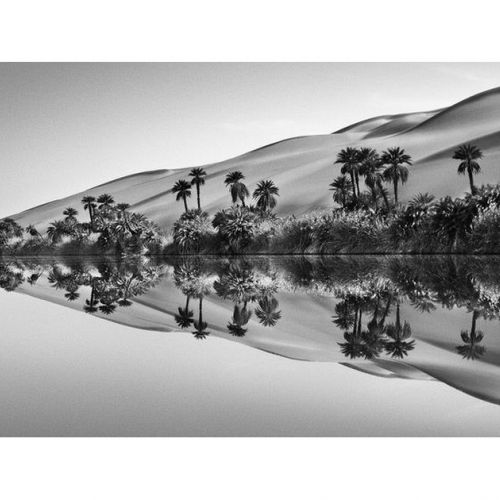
[9,86,500,231]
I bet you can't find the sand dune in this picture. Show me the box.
[9,86,500,232]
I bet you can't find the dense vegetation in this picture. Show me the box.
[166,143,500,254]
[0,194,164,256]
[1,142,499,255]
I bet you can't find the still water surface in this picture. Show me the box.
[1,255,500,436]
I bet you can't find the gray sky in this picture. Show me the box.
[2,62,500,217]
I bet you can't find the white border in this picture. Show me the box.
[1,1,499,499]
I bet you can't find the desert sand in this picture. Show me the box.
[9,86,500,232]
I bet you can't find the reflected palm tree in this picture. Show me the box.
[338,303,365,359]
[456,310,485,360]
[227,302,252,337]
[64,290,80,302]
[384,302,415,359]
[255,296,281,327]
[175,295,194,329]
[193,296,210,339]
[83,278,100,314]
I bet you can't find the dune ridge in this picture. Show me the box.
[9,86,500,231]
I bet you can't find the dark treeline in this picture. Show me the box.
[0,194,163,256]
[167,143,499,254]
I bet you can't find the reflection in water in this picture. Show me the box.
[456,310,485,360]
[3,255,500,405]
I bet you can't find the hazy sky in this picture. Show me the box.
[2,62,500,217]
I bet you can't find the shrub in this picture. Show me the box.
[173,210,213,252]
[469,206,500,253]
[212,207,257,253]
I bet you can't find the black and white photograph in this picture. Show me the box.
[2,2,500,498]
[4,62,500,437]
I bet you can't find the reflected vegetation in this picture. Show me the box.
[3,255,500,403]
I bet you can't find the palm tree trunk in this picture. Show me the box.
[471,310,478,336]
[183,195,188,213]
[350,172,357,201]
[378,181,390,210]
[199,296,203,323]
[379,297,392,327]
[467,167,475,194]
[355,172,361,199]
[394,179,398,205]
[196,184,201,210]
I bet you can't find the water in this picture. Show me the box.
[1,255,500,436]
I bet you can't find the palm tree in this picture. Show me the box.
[97,194,115,209]
[337,301,367,359]
[63,207,78,224]
[192,296,210,339]
[175,295,194,329]
[253,179,279,213]
[335,147,360,202]
[255,296,281,327]
[329,175,352,209]
[381,147,412,205]
[46,220,68,244]
[116,203,130,212]
[81,196,97,224]
[25,225,40,238]
[358,148,389,209]
[456,310,485,360]
[227,302,252,337]
[115,203,130,222]
[384,302,415,359]
[225,171,249,207]
[189,167,207,210]
[452,144,483,194]
[172,179,192,213]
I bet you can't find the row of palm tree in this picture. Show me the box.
[331,143,484,211]
[171,168,279,214]
[332,146,411,209]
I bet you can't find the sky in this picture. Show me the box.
[2,62,500,217]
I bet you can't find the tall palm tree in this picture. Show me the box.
[172,179,192,213]
[381,147,412,205]
[358,148,389,209]
[189,167,207,210]
[224,171,249,207]
[253,179,279,212]
[456,310,485,360]
[192,296,210,339]
[175,295,194,329]
[452,144,483,194]
[97,194,115,209]
[329,175,352,209]
[63,207,78,224]
[384,302,415,358]
[81,196,97,224]
[335,147,360,202]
